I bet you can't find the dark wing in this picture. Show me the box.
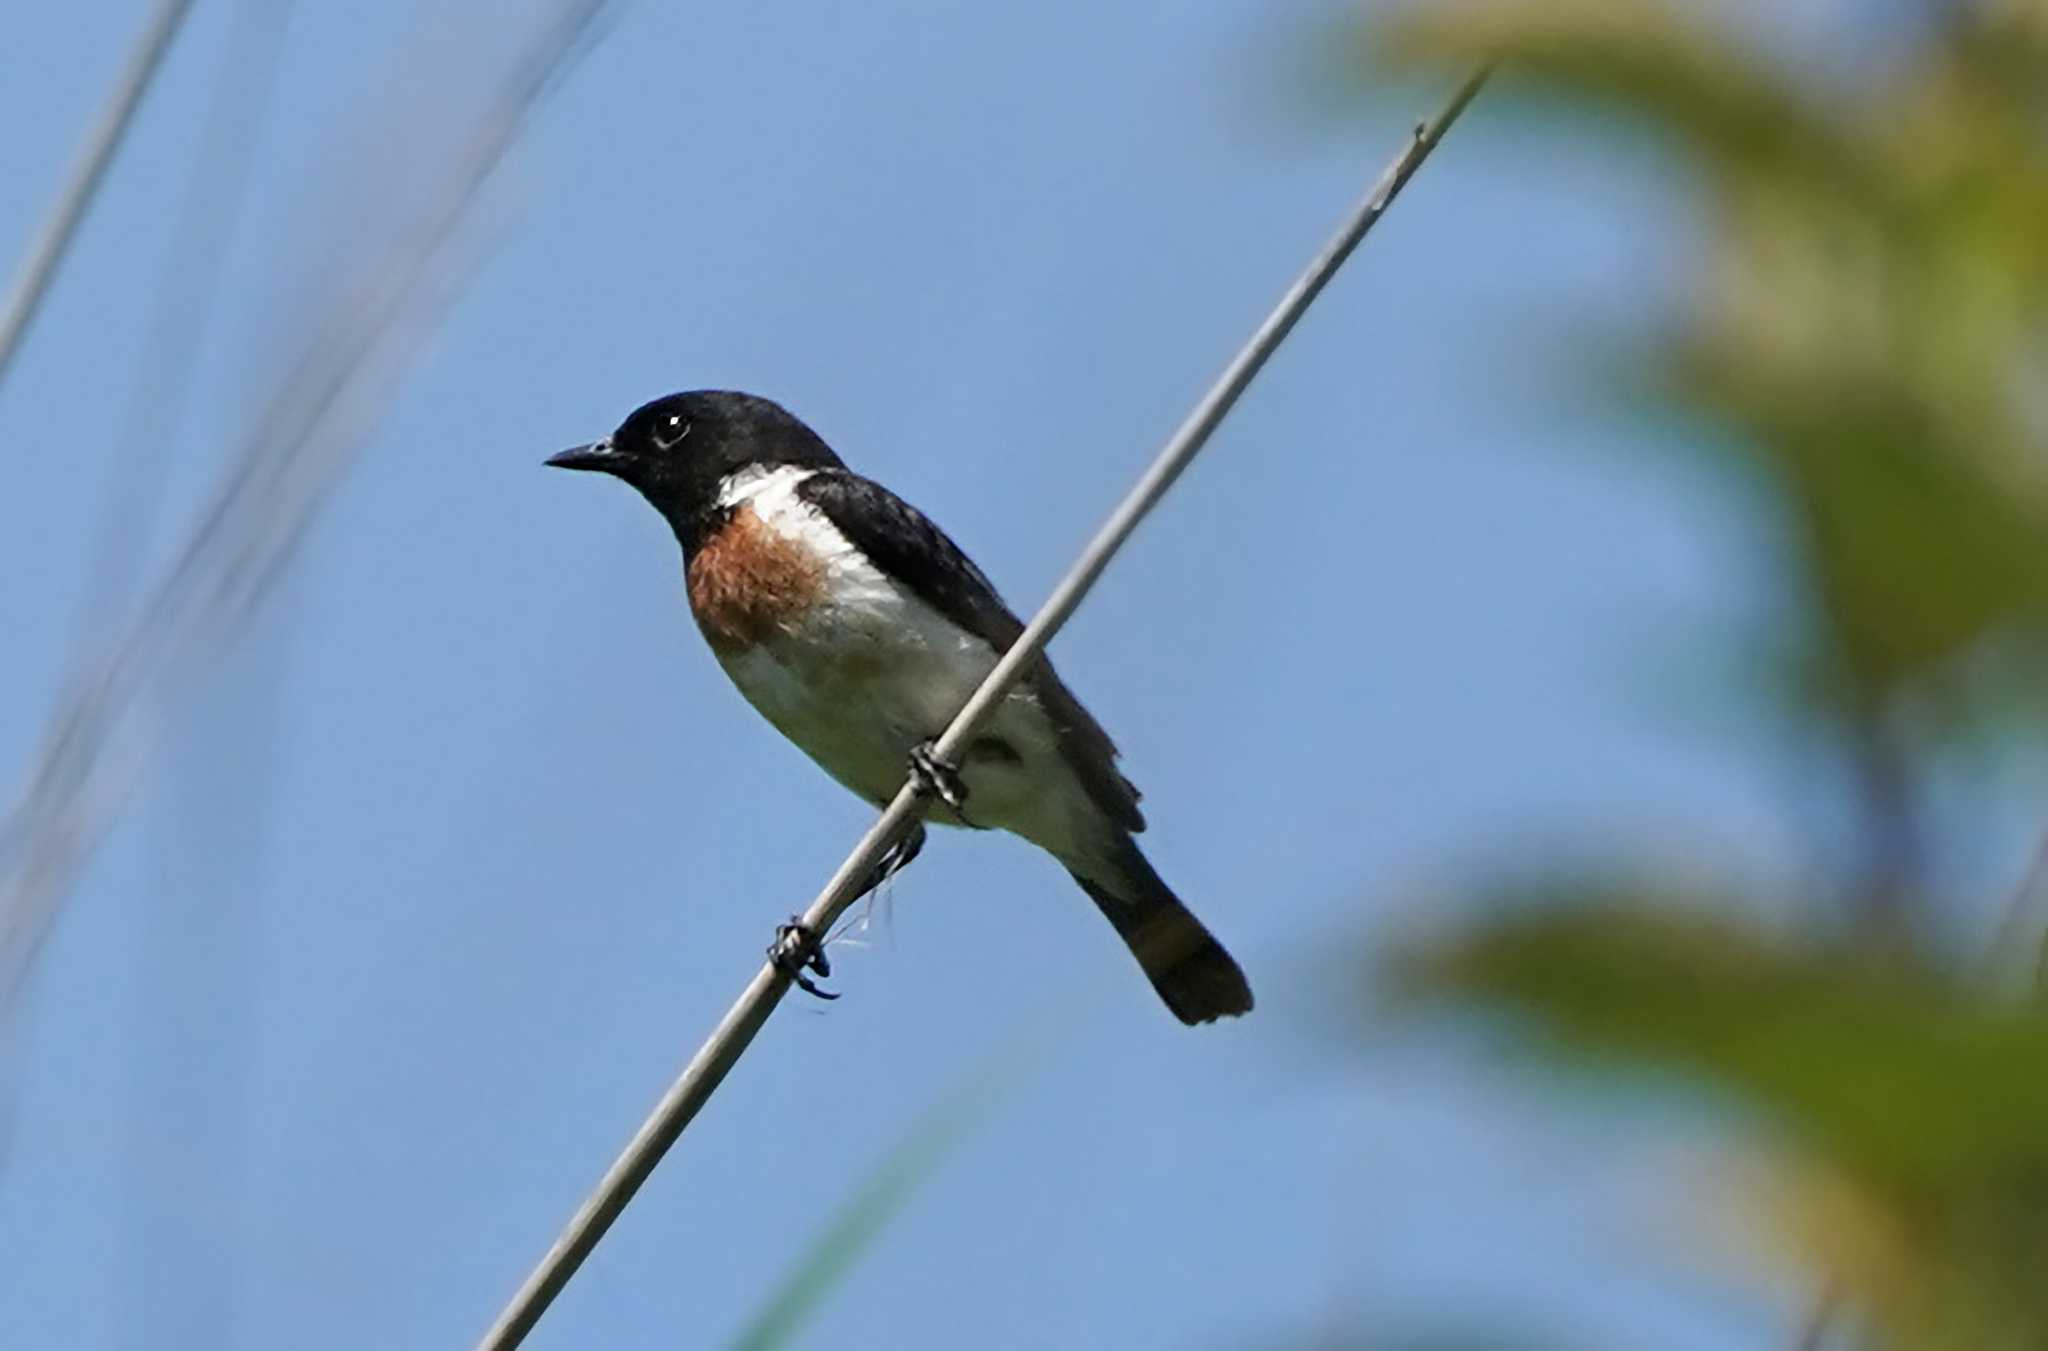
[797,469,1145,833]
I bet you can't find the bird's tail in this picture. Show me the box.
[1067,840,1252,1025]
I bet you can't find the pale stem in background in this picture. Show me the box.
[0,0,198,395]
[0,0,613,1011]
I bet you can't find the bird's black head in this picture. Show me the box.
[546,390,843,552]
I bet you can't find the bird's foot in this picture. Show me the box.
[858,821,927,897]
[908,740,974,823]
[769,919,839,1000]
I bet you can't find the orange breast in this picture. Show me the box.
[686,503,828,652]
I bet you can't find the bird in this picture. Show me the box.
[547,390,1252,1025]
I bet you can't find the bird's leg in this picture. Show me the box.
[907,740,974,824]
[773,824,928,1002]
[769,919,839,1000]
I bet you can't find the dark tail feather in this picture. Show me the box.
[1068,844,1252,1026]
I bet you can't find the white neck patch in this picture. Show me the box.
[715,463,815,510]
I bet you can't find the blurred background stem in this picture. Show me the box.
[0,0,196,395]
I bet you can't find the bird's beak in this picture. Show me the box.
[545,437,624,474]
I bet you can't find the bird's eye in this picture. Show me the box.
[650,413,691,450]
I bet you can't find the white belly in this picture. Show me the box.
[706,467,1083,854]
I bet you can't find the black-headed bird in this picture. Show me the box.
[548,391,1251,1024]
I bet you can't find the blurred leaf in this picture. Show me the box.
[1401,897,2048,1347]
[1403,900,2048,1193]
[1380,2,1880,197]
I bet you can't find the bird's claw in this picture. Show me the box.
[770,919,839,1000]
[908,740,972,820]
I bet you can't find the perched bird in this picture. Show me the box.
[547,391,1252,1024]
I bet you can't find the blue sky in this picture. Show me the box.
[0,2,1967,1348]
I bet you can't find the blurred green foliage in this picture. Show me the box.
[1381,2,2048,1347]
[1393,0,2048,718]
[1412,899,2048,1197]
[1412,902,2048,1346]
